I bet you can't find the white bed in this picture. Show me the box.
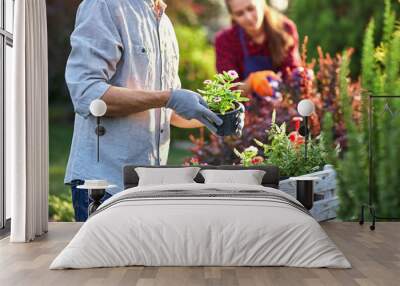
[50,182,351,269]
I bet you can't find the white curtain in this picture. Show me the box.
[6,0,49,242]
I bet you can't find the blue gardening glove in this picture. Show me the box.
[167,89,223,133]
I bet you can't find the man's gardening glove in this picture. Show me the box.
[247,70,280,97]
[167,89,223,134]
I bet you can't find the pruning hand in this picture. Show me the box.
[247,70,280,97]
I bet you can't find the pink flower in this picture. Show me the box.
[203,79,212,85]
[213,96,222,103]
[227,70,239,80]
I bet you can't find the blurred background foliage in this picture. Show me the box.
[289,0,400,77]
[47,0,400,221]
[337,0,400,220]
[171,25,216,141]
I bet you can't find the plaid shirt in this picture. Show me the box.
[215,19,301,81]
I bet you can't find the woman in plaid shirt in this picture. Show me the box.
[215,0,301,98]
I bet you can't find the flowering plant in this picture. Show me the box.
[234,110,332,177]
[288,116,305,147]
[198,70,249,115]
[184,39,361,167]
[233,146,264,167]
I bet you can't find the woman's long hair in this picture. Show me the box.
[225,1,294,68]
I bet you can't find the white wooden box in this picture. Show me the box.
[278,165,338,222]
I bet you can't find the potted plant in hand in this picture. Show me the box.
[198,70,249,136]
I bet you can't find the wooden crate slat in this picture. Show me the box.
[278,165,338,221]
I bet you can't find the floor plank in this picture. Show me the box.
[0,222,399,286]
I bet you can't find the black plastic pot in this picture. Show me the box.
[215,102,245,137]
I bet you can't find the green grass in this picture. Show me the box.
[49,121,74,221]
[49,120,192,221]
[168,146,192,165]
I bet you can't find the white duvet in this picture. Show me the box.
[50,183,351,269]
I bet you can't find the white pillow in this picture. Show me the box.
[135,167,200,186]
[200,169,266,185]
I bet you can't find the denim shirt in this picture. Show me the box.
[64,0,181,194]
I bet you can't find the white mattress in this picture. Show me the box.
[50,183,351,269]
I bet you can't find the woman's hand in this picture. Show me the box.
[247,70,280,97]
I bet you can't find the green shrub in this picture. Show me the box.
[198,108,332,177]
[337,0,400,220]
[175,25,216,91]
[289,0,400,76]
[49,195,74,222]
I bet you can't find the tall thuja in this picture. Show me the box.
[337,53,368,219]
[321,112,339,167]
[378,33,400,217]
[289,0,400,76]
[375,0,400,217]
[383,0,396,44]
[360,19,381,208]
[341,0,400,219]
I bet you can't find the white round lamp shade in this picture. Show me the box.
[89,99,107,117]
[297,99,315,117]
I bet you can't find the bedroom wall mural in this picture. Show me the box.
[45,0,400,234]
[5,0,389,272]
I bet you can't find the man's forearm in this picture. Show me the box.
[101,86,171,117]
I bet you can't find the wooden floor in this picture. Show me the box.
[0,222,399,286]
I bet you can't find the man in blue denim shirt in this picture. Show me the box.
[64,0,226,221]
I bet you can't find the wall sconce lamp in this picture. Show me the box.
[89,99,107,162]
[297,99,315,161]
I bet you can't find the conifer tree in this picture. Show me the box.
[337,53,368,219]
[338,0,400,219]
[289,0,400,76]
